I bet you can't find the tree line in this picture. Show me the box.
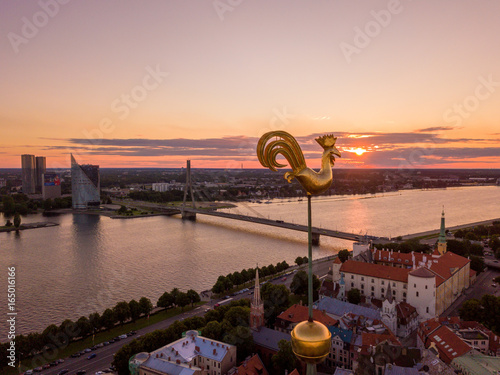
[0,288,201,370]
[211,261,289,294]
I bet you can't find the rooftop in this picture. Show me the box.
[228,354,268,375]
[316,296,381,321]
[451,350,500,375]
[252,327,291,352]
[340,260,409,283]
[151,330,234,365]
[276,304,338,327]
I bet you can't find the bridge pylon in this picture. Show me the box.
[181,160,196,221]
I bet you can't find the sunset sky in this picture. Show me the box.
[1,1,499,169]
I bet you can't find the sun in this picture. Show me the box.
[354,148,366,156]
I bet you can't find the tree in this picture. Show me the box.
[89,312,101,331]
[139,297,153,316]
[157,291,175,309]
[470,255,485,274]
[338,249,350,263]
[118,205,127,214]
[2,196,15,215]
[129,300,141,322]
[76,316,92,338]
[295,256,304,266]
[347,288,361,305]
[224,306,250,327]
[201,320,223,340]
[43,198,53,211]
[272,339,297,375]
[176,292,190,311]
[101,308,116,330]
[231,271,244,286]
[114,301,131,325]
[186,289,201,307]
[459,299,482,322]
[5,219,12,227]
[223,326,254,361]
[13,212,21,231]
[261,283,290,326]
[290,270,320,297]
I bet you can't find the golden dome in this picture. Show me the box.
[291,320,331,364]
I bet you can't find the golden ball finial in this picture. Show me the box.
[291,320,331,364]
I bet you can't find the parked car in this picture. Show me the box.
[119,334,127,339]
[84,348,92,353]
[87,353,97,360]
[57,369,69,375]
[76,371,87,375]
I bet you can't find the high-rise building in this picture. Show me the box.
[42,172,61,200]
[71,154,100,209]
[21,154,36,194]
[35,156,46,193]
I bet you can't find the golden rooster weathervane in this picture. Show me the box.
[256,131,341,195]
[256,130,341,375]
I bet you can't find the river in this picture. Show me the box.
[0,185,499,338]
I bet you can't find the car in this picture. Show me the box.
[34,367,43,372]
[24,371,33,375]
[281,277,287,281]
[43,364,51,369]
[71,352,81,357]
[103,341,110,346]
[113,336,121,341]
[84,348,92,353]
[119,334,128,339]
[57,370,69,375]
[96,343,104,348]
[57,359,65,363]
[87,353,97,360]
[129,330,137,335]
[50,361,58,366]
[76,371,87,375]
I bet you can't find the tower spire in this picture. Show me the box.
[437,206,447,255]
[250,266,264,330]
[253,267,261,306]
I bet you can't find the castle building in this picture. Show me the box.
[250,268,264,330]
[336,211,471,321]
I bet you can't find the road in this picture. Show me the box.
[33,256,336,375]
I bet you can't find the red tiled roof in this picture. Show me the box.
[232,354,269,375]
[396,301,417,322]
[333,257,342,264]
[428,252,470,283]
[372,249,424,266]
[469,269,477,277]
[409,267,435,278]
[276,304,338,327]
[429,325,471,364]
[340,260,409,283]
[289,370,300,375]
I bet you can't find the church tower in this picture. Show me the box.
[437,207,447,255]
[338,272,346,301]
[250,267,265,330]
[381,282,397,334]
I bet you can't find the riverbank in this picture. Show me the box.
[0,222,59,232]
[402,218,500,240]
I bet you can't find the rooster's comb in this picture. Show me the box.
[315,134,337,148]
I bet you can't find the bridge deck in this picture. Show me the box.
[181,208,381,242]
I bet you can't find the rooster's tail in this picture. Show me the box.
[257,131,307,173]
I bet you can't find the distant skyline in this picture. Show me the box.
[1,1,499,169]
